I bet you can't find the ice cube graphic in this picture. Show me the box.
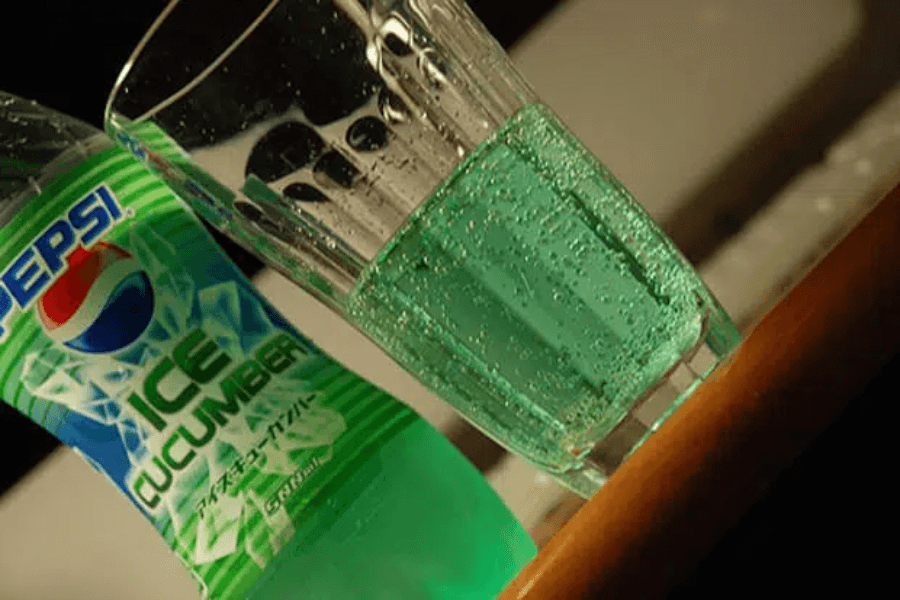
[20,222,348,569]
[199,280,278,355]
[194,491,244,565]
[22,348,154,466]
[253,400,345,475]
[129,223,196,341]
[243,489,296,569]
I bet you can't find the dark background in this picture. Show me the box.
[1,1,892,598]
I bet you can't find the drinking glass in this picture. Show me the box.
[107,0,741,496]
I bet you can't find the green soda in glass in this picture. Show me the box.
[347,105,739,492]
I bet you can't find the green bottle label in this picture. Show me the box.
[0,147,414,599]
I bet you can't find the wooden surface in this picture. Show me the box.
[500,181,900,600]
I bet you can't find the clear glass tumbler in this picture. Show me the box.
[107,0,741,496]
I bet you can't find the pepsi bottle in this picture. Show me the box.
[0,91,535,599]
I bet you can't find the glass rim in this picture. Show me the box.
[105,0,281,127]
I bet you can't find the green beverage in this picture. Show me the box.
[347,105,740,491]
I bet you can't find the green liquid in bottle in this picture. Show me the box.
[248,419,536,600]
[348,105,740,484]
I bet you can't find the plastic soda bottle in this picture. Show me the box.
[0,91,535,599]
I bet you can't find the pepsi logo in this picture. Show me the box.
[37,242,154,354]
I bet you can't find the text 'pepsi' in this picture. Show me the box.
[0,184,124,340]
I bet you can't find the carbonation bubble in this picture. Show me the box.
[313,150,360,188]
[283,182,330,204]
[346,116,389,152]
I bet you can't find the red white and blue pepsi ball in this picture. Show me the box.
[37,242,154,354]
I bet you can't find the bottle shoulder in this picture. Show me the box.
[2,91,110,227]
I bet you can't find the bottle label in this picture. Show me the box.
[0,147,414,598]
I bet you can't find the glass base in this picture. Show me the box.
[555,335,728,498]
